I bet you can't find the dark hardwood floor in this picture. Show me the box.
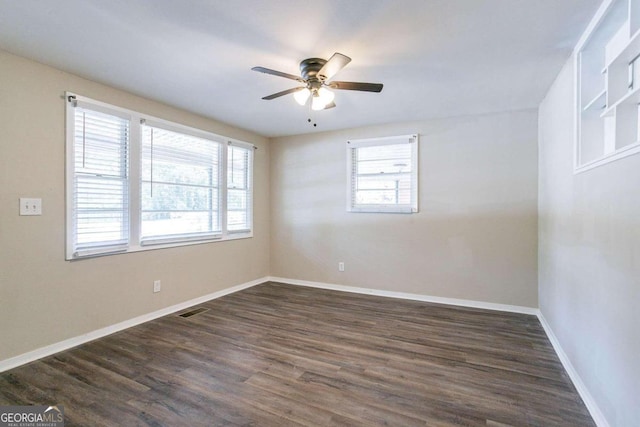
[0,282,595,426]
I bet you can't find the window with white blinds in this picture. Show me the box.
[70,105,130,257]
[347,134,418,213]
[141,124,222,244]
[227,144,252,232]
[65,93,254,259]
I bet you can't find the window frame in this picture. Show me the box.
[346,134,419,214]
[139,118,225,246]
[226,143,254,234]
[65,93,254,260]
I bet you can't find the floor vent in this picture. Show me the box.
[178,307,209,318]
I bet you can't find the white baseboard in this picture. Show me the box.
[267,276,538,315]
[0,276,268,373]
[1,275,610,427]
[536,313,610,427]
[269,276,609,427]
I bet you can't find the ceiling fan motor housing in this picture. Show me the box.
[300,58,327,89]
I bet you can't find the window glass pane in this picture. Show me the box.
[356,144,412,175]
[74,112,128,177]
[227,210,248,231]
[349,136,417,212]
[73,108,129,250]
[67,96,255,258]
[141,126,221,239]
[227,146,251,231]
[228,146,248,189]
[141,211,220,237]
[141,183,217,212]
[356,189,398,205]
[354,144,412,206]
[227,188,248,210]
[75,176,128,244]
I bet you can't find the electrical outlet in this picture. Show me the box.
[20,198,42,216]
[153,280,161,293]
[338,262,345,272]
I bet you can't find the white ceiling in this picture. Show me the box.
[0,0,600,137]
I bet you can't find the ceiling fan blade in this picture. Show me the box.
[252,66,304,82]
[317,53,351,81]
[329,81,383,92]
[323,101,336,110]
[261,87,305,100]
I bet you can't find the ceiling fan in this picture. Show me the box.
[252,52,383,111]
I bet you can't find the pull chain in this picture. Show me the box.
[307,100,317,127]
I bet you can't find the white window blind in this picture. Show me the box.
[71,105,130,256]
[141,123,222,244]
[66,93,255,259]
[227,144,252,232]
[347,134,418,213]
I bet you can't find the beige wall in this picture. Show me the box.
[0,48,540,366]
[270,110,539,307]
[0,50,270,361]
[539,56,640,426]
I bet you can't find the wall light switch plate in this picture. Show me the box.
[20,198,42,216]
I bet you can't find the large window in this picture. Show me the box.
[140,123,221,244]
[66,94,254,259]
[347,134,419,213]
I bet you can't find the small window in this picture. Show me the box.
[227,144,252,232]
[347,134,418,213]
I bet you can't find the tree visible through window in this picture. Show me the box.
[66,94,254,259]
[141,125,221,241]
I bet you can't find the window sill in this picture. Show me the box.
[67,231,253,261]
[348,206,418,214]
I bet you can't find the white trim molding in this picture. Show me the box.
[0,275,610,427]
[536,313,611,427]
[269,276,610,427]
[267,276,538,315]
[0,277,268,373]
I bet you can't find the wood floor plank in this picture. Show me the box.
[0,282,595,426]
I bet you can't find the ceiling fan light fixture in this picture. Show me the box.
[317,87,335,105]
[311,92,326,111]
[252,52,383,111]
[311,87,335,111]
[294,87,311,105]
